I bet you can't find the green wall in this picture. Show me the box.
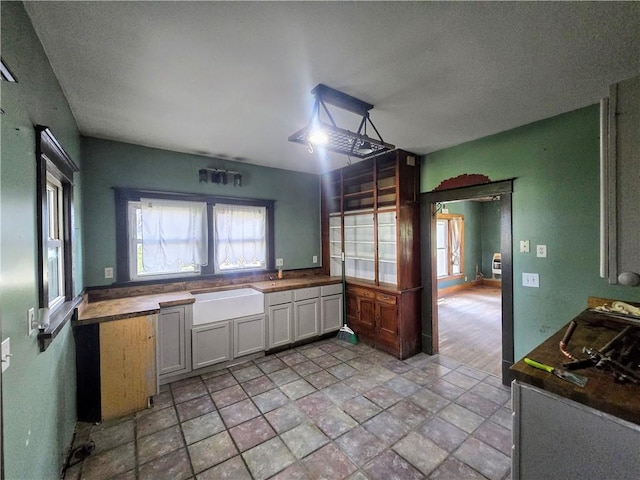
[480,201,501,277]
[421,106,640,360]
[81,137,321,287]
[437,200,482,289]
[1,2,82,478]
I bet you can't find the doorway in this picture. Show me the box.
[420,180,514,384]
[436,197,503,377]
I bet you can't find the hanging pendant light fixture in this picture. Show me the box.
[288,84,394,160]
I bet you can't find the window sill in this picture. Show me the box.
[37,296,83,352]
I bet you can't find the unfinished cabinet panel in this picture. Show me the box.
[234,315,265,358]
[75,315,157,422]
[192,321,230,368]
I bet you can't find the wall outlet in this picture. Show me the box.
[104,267,114,279]
[313,255,318,264]
[520,240,530,253]
[536,245,547,258]
[28,308,35,336]
[275,258,283,267]
[1,338,10,373]
[522,272,540,288]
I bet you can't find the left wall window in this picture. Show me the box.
[36,126,78,317]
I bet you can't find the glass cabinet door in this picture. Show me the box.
[344,212,375,281]
[329,214,342,276]
[377,210,397,285]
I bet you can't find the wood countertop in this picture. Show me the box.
[510,308,640,425]
[76,276,341,326]
[76,291,196,326]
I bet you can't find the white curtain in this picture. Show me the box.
[214,203,266,271]
[140,198,208,274]
[450,217,462,273]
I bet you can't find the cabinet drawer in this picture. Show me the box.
[294,287,320,301]
[321,283,342,296]
[349,287,375,299]
[375,293,397,305]
[266,290,293,306]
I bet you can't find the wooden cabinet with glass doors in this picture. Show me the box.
[321,149,421,359]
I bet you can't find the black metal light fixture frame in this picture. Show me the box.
[288,84,394,160]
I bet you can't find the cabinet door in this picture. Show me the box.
[353,295,376,343]
[294,297,320,341]
[375,294,398,352]
[158,306,190,377]
[604,76,640,285]
[321,294,343,333]
[192,321,230,369]
[234,315,265,358]
[100,315,157,420]
[268,303,293,349]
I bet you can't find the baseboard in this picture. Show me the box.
[438,277,501,297]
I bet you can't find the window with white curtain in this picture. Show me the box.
[120,191,273,282]
[129,199,208,279]
[436,214,464,278]
[214,203,267,272]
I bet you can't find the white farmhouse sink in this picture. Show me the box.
[192,288,264,325]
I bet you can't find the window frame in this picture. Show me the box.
[435,213,465,280]
[36,126,78,312]
[46,173,66,309]
[115,188,275,283]
[35,126,80,352]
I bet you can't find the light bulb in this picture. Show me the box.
[308,129,329,146]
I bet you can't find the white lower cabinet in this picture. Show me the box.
[192,321,231,369]
[321,294,343,333]
[294,288,320,341]
[266,290,293,349]
[265,284,343,349]
[234,315,265,357]
[267,303,293,349]
[191,315,266,370]
[158,305,192,380]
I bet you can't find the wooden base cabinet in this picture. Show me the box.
[347,285,420,359]
[75,315,157,422]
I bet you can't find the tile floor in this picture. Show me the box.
[64,338,512,480]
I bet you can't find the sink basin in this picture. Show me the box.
[192,288,264,325]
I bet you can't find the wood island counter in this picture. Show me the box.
[510,308,640,425]
[510,301,640,480]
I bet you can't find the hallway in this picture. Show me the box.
[438,285,502,377]
[65,337,512,480]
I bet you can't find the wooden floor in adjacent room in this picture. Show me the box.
[438,284,502,377]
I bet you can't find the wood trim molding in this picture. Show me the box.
[434,174,491,191]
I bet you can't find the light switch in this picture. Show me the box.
[520,240,530,253]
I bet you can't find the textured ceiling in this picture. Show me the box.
[25,1,640,174]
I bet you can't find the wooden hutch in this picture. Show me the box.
[321,149,421,359]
